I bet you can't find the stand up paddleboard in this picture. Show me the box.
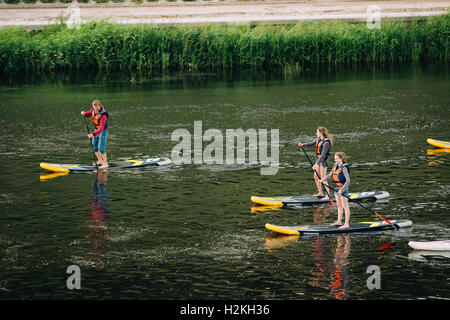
[40,157,171,173]
[408,240,450,251]
[251,191,389,208]
[427,138,450,149]
[266,220,412,235]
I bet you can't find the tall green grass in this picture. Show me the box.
[0,14,448,74]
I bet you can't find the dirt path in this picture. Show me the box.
[0,1,448,28]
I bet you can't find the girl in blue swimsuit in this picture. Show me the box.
[321,152,351,229]
[298,126,333,199]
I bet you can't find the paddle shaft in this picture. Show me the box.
[300,146,334,206]
[83,117,98,170]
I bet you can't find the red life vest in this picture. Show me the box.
[92,107,108,130]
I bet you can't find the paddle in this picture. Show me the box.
[83,117,98,170]
[300,145,335,206]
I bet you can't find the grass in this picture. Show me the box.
[0,14,448,74]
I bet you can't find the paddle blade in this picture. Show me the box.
[374,211,398,231]
[329,198,335,207]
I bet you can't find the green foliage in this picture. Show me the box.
[0,14,448,74]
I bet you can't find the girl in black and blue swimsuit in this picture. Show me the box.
[298,126,333,199]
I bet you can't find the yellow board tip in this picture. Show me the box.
[427,138,450,149]
[265,223,300,235]
[40,163,70,173]
[251,196,283,207]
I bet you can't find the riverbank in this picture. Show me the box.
[0,14,448,74]
[0,1,449,28]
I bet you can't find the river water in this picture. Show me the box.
[0,64,449,300]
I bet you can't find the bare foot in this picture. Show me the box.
[331,221,341,226]
[98,163,109,170]
[314,193,324,198]
[338,224,350,229]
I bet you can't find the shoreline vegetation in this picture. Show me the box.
[0,14,448,74]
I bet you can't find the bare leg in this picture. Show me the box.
[94,151,102,165]
[320,166,329,199]
[332,195,343,225]
[102,153,108,167]
[313,164,323,197]
[99,153,108,168]
[338,197,350,229]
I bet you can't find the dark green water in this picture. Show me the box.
[0,65,449,300]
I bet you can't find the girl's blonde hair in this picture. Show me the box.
[317,126,334,146]
[335,152,347,163]
[92,100,103,108]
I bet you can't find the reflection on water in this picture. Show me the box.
[265,207,400,300]
[329,235,351,300]
[313,206,334,225]
[427,148,450,166]
[310,208,351,300]
[90,171,110,268]
[40,171,69,181]
[376,241,393,258]
[265,234,299,251]
[408,251,450,264]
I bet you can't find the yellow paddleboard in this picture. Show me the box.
[251,191,389,208]
[40,157,172,173]
[427,138,450,149]
[266,220,412,235]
